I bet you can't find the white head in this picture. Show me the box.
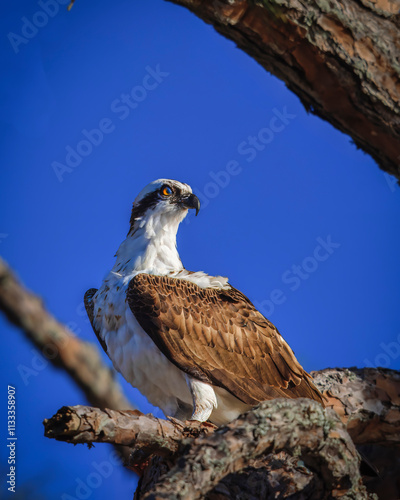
[116,179,200,274]
[129,179,200,234]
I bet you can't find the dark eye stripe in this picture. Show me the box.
[129,191,160,228]
[128,183,185,234]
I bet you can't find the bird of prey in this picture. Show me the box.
[85,179,324,425]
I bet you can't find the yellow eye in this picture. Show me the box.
[161,186,173,197]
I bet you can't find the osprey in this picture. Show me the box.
[85,179,324,425]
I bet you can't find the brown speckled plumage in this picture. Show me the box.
[127,273,325,407]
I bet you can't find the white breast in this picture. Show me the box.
[93,275,193,419]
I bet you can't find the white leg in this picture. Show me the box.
[186,376,217,422]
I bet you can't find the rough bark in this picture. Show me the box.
[313,367,400,447]
[43,405,215,456]
[44,367,400,499]
[44,400,373,500]
[314,367,400,499]
[165,0,400,179]
[141,399,369,500]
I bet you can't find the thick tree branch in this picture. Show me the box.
[313,367,400,447]
[142,399,369,500]
[166,0,400,179]
[0,257,133,412]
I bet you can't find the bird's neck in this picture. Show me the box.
[112,212,183,276]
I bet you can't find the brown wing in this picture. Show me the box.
[127,274,324,407]
[84,288,108,354]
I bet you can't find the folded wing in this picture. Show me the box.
[84,287,108,354]
[127,274,325,406]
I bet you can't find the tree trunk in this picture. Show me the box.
[166,0,400,179]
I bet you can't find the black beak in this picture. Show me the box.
[180,193,200,216]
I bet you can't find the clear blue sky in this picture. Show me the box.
[1,0,399,498]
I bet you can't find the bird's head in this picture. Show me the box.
[129,179,200,233]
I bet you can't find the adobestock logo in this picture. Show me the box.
[254,235,340,318]
[18,300,91,385]
[184,106,297,219]
[61,453,123,500]
[17,321,81,386]
[7,0,70,54]
[363,333,400,369]
[51,64,169,182]
[237,107,296,163]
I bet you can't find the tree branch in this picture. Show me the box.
[165,0,400,179]
[142,399,370,500]
[0,257,133,412]
[43,405,215,457]
[313,367,400,447]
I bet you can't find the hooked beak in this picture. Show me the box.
[179,193,200,216]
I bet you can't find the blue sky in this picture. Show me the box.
[1,0,399,498]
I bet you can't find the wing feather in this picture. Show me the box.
[126,274,324,407]
[84,288,108,354]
